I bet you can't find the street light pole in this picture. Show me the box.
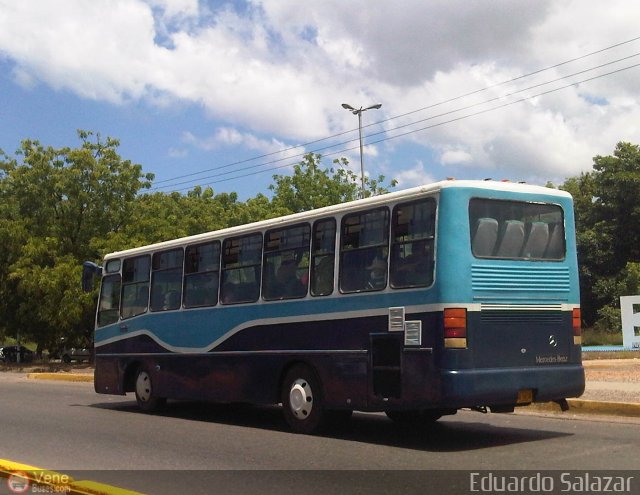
[342,102,382,198]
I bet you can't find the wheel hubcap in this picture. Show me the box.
[289,378,313,419]
[136,371,152,403]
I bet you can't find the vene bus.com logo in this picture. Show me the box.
[6,472,30,494]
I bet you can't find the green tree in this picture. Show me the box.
[590,142,640,272]
[561,142,640,329]
[0,136,401,352]
[269,153,397,214]
[0,131,153,350]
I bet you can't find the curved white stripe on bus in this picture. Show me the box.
[94,302,578,354]
[94,303,444,353]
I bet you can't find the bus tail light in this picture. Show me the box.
[444,308,467,349]
[572,308,582,345]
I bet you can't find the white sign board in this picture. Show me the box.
[619,295,640,349]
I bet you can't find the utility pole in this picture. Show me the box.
[341,103,382,198]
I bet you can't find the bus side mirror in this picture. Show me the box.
[82,261,102,292]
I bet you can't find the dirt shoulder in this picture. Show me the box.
[583,358,640,383]
[0,362,94,374]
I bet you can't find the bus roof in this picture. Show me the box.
[103,179,572,260]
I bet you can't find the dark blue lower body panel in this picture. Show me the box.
[440,364,585,407]
[95,350,584,412]
[95,352,371,409]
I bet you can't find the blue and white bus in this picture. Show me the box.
[86,180,584,433]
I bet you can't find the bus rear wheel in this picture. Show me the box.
[281,364,325,434]
[135,366,166,413]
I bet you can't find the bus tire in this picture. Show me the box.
[281,364,325,434]
[135,366,166,413]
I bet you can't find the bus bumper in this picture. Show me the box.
[439,364,585,407]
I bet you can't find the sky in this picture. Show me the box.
[1,0,639,199]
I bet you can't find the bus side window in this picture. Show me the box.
[150,248,184,312]
[97,274,121,326]
[311,218,336,296]
[184,241,220,308]
[390,198,436,288]
[262,224,310,301]
[221,234,262,304]
[340,208,389,293]
[121,255,151,319]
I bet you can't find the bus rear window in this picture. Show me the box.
[469,198,565,260]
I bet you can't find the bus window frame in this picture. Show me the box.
[469,197,566,261]
[389,197,436,289]
[97,273,121,327]
[262,223,311,301]
[220,233,263,305]
[150,247,185,312]
[339,206,390,294]
[120,255,151,319]
[183,240,221,309]
[310,218,337,297]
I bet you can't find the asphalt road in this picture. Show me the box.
[1,373,639,495]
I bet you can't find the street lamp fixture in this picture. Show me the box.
[341,102,382,198]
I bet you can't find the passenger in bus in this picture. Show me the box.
[366,257,387,289]
[394,241,431,286]
[275,259,306,298]
[312,256,334,295]
[221,282,237,304]
[163,290,180,310]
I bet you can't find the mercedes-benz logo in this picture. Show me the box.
[549,335,558,347]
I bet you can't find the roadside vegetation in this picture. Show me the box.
[1,132,640,353]
[560,142,640,337]
[0,132,395,355]
[582,328,623,346]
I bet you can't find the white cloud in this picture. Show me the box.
[387,160,436,190]
[167,147,188,158]
[182,127,302,159]
[441,150,473,166]
[394,161,437,189]
[0,0,158,102]
[0,0,639,187]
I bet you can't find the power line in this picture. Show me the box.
[163,61,640,193]
[151,36,640,192]
[152,55,640,192]
[370,35,640,128]
[153,35,640,189]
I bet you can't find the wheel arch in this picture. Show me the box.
[123,360,143,393]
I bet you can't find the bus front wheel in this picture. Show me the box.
[134,366,166,413]
[281,364,325,434]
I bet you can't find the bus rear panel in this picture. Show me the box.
[433,185,583,411]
